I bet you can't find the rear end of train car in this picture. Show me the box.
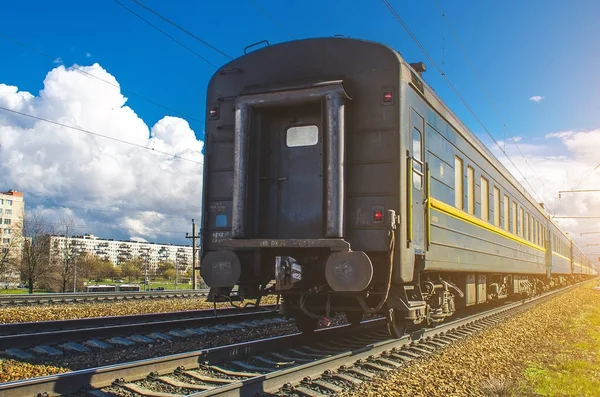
[200,37,433,334]
[198,37,593,336]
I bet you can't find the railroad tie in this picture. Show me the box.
[359,361,390,372]
[207,365,261,377]
[332,372,363,385]
[372,357,402,368]
[293,385,330,397]
[344,367,375,379]
[427,339,451,347]
[312,380,345,393]
[119,383,182,397]
[183,371,235,384]
[157,376,214,390]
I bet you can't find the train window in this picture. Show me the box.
[541,223,545,245]
[493,187,500,226]
[412,128,422,162]
[454,156,463,209]
[480,177,489,222]
[503,195,509,230]
[529,216,534,242]
[511,201,517,234]
[286,125,318,147]
[412,128,423,190]
[467,166,475,215]
[519,207,524,237]
[525,212,529,241]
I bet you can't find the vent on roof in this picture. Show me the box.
[410,71,424,94]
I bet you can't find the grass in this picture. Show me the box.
[0,280,196,294]
[0,288,48,294]
[145,282,193,290]
[520,286,600,396]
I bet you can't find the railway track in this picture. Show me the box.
[0,305,280,359]
[0,283,580,397]
[0,289,212,306]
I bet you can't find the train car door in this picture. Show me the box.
[410,108,426,255]
[260,104,324,239]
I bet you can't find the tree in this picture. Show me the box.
[76,253,110,282]
[52,218,82,292]
[120,257,144,283]
[19,212,55,294]
[157,260,176,280]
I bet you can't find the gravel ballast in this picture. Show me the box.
[341,281,599,397]
[1,313,350,383]
[0,295,279,323]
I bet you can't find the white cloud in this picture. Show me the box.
[490,130,600,259]
[85,52,92,58]
[0,63,203,244]
[53,57,63,64]
[529,95,544,103]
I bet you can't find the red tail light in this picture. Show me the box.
[373,207,384,223]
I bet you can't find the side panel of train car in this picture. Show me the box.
[200,37,594,336]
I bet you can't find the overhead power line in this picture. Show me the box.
[128,0,233,60]
[248,0,296,39]
[0,106,203,166]
[570,163,600,190]
[27,200,201,218]
[431,0,547,193]
[0,32,204,126]
[112,0,219,68]
[380,0,543,204]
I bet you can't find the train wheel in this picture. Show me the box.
[345,311,363,327]
[386,308,407,338]
[293,312,318,333]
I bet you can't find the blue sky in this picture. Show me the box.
[2,0,599,143]
[2,0,600,245]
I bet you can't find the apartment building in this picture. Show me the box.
[0,190,25,287]
[49,234,196,275]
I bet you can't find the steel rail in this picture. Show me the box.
[0,319,384,397]
[0,289,212,306]
[0,305,279,350]
[191,283,578,397]
[0,282,584,397]
[0,304,277,336]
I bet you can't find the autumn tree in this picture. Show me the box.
[157,260,176,280]
[76,253,115,282]
[120,257,144,283]
[19,211,55,294]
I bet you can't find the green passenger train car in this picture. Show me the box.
[199,37,596,336]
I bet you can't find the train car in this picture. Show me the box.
[86,285,117,293]
[117,284,141,292]
[549,222,571,277]
[199,37,593,336]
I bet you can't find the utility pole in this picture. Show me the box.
[186,219,201,290]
